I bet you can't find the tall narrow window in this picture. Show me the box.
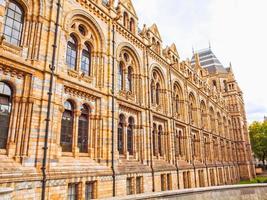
[123,12,129,28]
[81,44,91,75]
[85,181,96,200]
[68,183,79,200]
[151,80,155,104]
[126,66,133,92]
[156,83,160,105]
[126,178,133,195]
[174,130,179,157]
[178,130,182,156]
[192,134,196,158]
[161,174,166,191]
[152,123,157,156]
[158,125,163,156]
[118,114,125,155]
[0,82,12,149]
[60,101,74,152]
[130,18,135,32]
[127,117,134,155]
[167,174,172,190]
[3,1,24,46]
[136,177,142,194]
[78,104,89,153]
[118,62,124,90]
[175,95,179,113]
[66,34,78,70]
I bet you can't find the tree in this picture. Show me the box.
[249,121,267,169]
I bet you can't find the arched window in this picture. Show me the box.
[118,62,124,90]
[81,43,91,76]
[66,34,78,70]
[210,108,216,131]
[126,66,133,92]
[200,101,206,128]
[151,80,155,104]
[178,130,182,156]
[123,12,129,28]
[158,125,163,156]
[188,94,196,124]
[152,123,157,156]
[189,102,193,122]
[156,41,160,54]
[175,130,182,157]
[127,117,134,155]
[78,104,89,153]
[175,95,179,113]
[192,134,196,157]
[156,83,160,105]
[60,101,74,152]
[0,82,12,149]
[118,114,125,155]
[3,1,24,46]
[130,18,135,32]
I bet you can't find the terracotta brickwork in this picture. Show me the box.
[0,0,255,199]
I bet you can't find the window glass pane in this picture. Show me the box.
[13,21,21,31]
[0,83,11,149]
[61,109,73,152]
[4,26,12,37]
[7,9,14,18]
[4,2,23,46]
[85,182,94,200]
[78,113,89,153]
[68,184,78,200]
[66,36,77,69]
[9,2,16,11]
[5,17,13,27]
[14,12,22,21]
[81,50,90,75]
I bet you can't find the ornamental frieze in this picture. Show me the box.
[64,85,98,101]
[0,64,25,79]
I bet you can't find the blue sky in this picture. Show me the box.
[128,0,267,123]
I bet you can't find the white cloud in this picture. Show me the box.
[133,0,267,123]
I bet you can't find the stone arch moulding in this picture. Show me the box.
[173,80,184,95]
[116,42,142,71]
[149,63,167,88]
[13,0,46,17]
[0,79,17,97]
[63,9,106,52]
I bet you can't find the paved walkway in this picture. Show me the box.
[103,184,267,200]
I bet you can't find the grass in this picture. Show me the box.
[239,176,267,184]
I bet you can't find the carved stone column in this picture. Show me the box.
[7,96,20,157]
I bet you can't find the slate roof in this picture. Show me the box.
[191,49,228,74]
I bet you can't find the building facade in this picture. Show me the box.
[0,0,255,199]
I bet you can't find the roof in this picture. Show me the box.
[191,49,228,74]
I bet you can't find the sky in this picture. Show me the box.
[122,0,267,124]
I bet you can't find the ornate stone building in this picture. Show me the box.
[0,0,255,199]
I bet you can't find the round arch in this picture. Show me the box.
[63,9,106,51]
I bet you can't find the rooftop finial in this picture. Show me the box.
[192,46,195,54]
[209,41,211,49]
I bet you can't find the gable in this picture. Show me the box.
[120,0,138,18]
[149,24,162,41]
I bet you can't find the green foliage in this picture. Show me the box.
[239,177,267,184]
[249,121,267,166]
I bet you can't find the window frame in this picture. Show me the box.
[3,1,24,46]
[60,101,74,152]
[0,82,12,150]
[66,34,78,70]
